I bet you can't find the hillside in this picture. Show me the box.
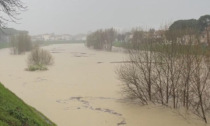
[0,82,56,126]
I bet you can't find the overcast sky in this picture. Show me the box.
[9,0,210,35]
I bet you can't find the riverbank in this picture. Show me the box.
[0,82,56,126]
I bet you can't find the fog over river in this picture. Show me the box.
[0,44,207,126]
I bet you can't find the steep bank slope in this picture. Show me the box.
[0,82,56,126]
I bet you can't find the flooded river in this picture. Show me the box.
[0,44,208,126]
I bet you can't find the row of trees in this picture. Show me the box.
[117,28,210,123]
[86,28,116,51]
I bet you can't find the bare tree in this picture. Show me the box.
[0,0,26,27]
[190,53,210,123]
[117,30,156,103]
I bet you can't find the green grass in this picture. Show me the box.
[0,82,56,126]
[26,65,48,71]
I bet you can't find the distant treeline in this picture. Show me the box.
[86,15,210,51]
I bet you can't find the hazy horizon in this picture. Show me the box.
[8,0,210,35]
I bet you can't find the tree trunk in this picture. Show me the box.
[199,94,207,123]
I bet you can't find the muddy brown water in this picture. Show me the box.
[0,44,208,126]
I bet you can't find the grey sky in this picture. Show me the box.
[9,0,210,35]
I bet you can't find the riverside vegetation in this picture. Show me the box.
[27,46,54,71]
[117,34,210,123]
[86,15,210,123]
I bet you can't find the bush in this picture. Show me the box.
[27,47,53,71]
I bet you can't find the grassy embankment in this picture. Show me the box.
[0,82,56,126]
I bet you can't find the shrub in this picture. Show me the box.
[27,47,53,71]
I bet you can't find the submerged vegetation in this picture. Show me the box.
[116,15,210,123]
[27,46,54,71]
[0,82,56,126]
